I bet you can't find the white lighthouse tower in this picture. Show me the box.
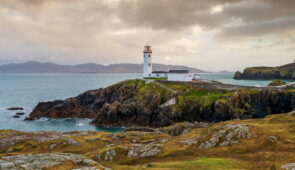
[143,45,153,78]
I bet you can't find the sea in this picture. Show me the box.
[0,73,292,132]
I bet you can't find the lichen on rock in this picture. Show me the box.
[199,124,251,149]
[0,153,102,170]
[181,124,251,149]
[127,142,162,158]
[281,163,295,170]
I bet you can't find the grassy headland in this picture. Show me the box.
[234,62,295,80]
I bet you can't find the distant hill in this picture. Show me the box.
[234,62,295,80]
[0,61,208,73]
[218,70,235,74]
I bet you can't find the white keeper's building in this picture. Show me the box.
[142,45,199,82]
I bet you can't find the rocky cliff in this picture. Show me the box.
[234,62,295,80]
[27,79,295,128]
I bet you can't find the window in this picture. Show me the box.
[148,63,151,67]
[148,54,151,58]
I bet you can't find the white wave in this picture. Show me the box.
[76,123,84,126]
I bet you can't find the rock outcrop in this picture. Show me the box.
[281,163,295,170]
[0,153,104,170]
[0,112,295,169]
[158,122,212,136]
[181,124,251,149]
[6,107,23,111]
[267,80,287,86]
[234,62,295,80]
[27,80,295,128]
[127,142,162,158]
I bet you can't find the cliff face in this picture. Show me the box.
[28,80,175,127]
[27,80,295,127]
[234,62,295,80]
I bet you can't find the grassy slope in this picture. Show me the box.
[0,113,294,170]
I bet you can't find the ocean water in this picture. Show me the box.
[0,73,292,132]
[199,73,292,87]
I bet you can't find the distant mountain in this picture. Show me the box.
[218,70,235,74]
[234,61,295,80]
[0,61,208,73]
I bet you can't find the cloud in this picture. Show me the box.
[0,0,294,71]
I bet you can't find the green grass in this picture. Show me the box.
[144,77,168,80]
[150,158,236,170]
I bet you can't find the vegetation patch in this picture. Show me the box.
[267,79,287,86]
[148,158,236,169]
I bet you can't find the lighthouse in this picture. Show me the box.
[143,45,153,78]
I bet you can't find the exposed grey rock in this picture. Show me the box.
[193,122,212,128]
[281,163,295,170]
[65,138,81,146]
[95,148,117,162]
[0,132,81,149]
[49,143,57,150]
[287,111,295,116]
[197,124,251,149]
[127,143,162,158]
[0,153,104,170]
[104,149,117,161]
[160,138,169,144]
[158,122,212,136]
[0,162,15,169]
[267,136,278,142]
[142,163,153,168]
[180,138,199,145]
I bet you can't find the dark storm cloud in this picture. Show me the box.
[117,0,295,37]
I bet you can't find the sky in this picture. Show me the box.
[0,0,294,71]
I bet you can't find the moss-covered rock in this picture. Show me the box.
[267,80,287,86]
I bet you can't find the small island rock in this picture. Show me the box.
[7,107,24,111]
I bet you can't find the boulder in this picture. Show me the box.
[7,107,23,111]
[180,124,251,149]
[198,124,251,149]
[13,115,20,118]
[267,136,278,142]
[16,112,25,116]
[0,153,103,170]
[267,80,287,87]
[158,122,212,136]
[281,163,295,170]
[127,142,162,158]
[287,111,295,116]
[0,131,81,149]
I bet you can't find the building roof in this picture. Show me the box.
[169,70,189,74]
[152,71,168,73]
